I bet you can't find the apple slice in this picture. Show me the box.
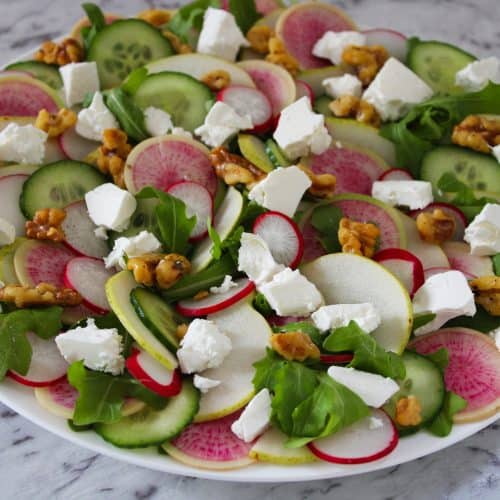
[442,241,494,278]
[297,66,348,97]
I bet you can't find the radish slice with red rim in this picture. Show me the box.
[320,353,354,365]
[409,202,467,241]
[378,168,414,181]
[362,29,408,61]
[295,80,314,103]
[59,127,100,161]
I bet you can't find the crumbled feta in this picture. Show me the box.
[209,275,238,295]
[85,183,137,232]
[94,226,108,240]
[328,366,399,407]
[59,61,100,107]
[197,7,250,62]
[372,180,433,210]
[412,270,476,336]
[104,230,162,269]
[55,319,124,375]
[193,375,221,393]
[489,327,500,350]
[368,416,384,430]
[0,123,47,164]
[312,31,367,65]
[363,57,434,121]
[171,127,193,139]
[231,388,272,442]
[311,303,381,333]
[177,319,232,374]
[76,92,119,142]
[0,217,16,246]
[463,203,500,256]
[259,268,324,317]
[273,97,331,159]
[492,144,500,164]
[144,106,173,137]
[455,57,500,92]
[322,74,363,99]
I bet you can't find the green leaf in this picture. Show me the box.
[423,347,449,372]
[81,3,106,51]
[221,225,244,264]
[444,305,499,333]
[310,204,343,254]
[437,173,495,212]
[492,254,500,276]
[228,0,260,34]
[252,348,286,393]
[273,321,323,348]
[238,201,267,229]
[207,218,222,260]
[121,68,149,96]
[412,313,437,333]
[427,391,467,437]
[253,292,274,317]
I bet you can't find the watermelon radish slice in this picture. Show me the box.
[163,410,256,470]
[61,201,109,259]
[124,135,217,197]
[64,257,114,313]
[308,409,398,464]
[442,241,494,278]
[276,2,357,69]
[176,278,255,317]
[9,333,67,388]
[320,353,355,365]
[410,328,500,423]
[362,29,408,61]
[374,248,425,297]
[0,174,28,236]
[253,211,304,268]
[167,181,214,242]
[59,127,100,161]
[255,0,284,15]
[379,168,414,181]
[295,80,314,103]
[409,202,467,241]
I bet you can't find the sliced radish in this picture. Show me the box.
[176,278,255,317]
[378,168,414,181]
[64,257,114,313]
[167,181,214,242]
[409,202,468,241]
[374,248,425,297]
[126,348,182,398]
[363,29,408,61]
[424,266,457,280]
[59,127,100,161]
[308,409,398,464]
[253,211,304,268]
[320,353,355,365]
[61,303,101,326]
[0,174,28,236]
[9,333,67,387]
[295,80,314,103]
[441,241,494,278]
[267,315,307,327]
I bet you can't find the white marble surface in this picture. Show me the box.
[0,0,499,498]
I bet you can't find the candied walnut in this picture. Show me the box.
[176,323,189,340]
[0,282,82,308]
[338,217,380,258]
[194,290,209,301]
[34,38,83,66]
[395,396,422,427]
[342,44,389,86]
[329,95,381,127]
[270,332,320,362]
[35,108,77,138]
[247,25,274,54]
[416,209,456,244]
[452,115,500,154]
[298,164,336,199]
[97,129,132,188]
[137,9,172,27]
[163,30,193,54]
[266,37,300,77]
[470,276,500,316]
[25,208,66,242]
[200,69,232,92]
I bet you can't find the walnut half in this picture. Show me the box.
[0,282,82,308]
[270,332,320,362]
[469,275,500,316]
[338,217,380,258]
[25,208,66,242]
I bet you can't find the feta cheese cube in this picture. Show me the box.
[312,31,367,65]
[177,319,232,374]
[372,180,433,210]
[197,7,250,62]
[259,268,324,317]
[363,57,434,121]
[0,123,47,164]
[55,319,124,375]
[464,203,500,256]
[412,270,476,336]
[455,57,500,92]
[104,230,162,269]
[144,106,173,137]
[328,366,399,407]
[273,97,332,159]
[193,375,221,393]
[248,166,312,218]
[322,74,363,99]
[60,62,100,107]
[311,303,381,333]
[231,388,272,442]
[85,183,137,232]
[209,275,238,295]
[0,217,16,246]
[76,92,119,142]
[492,144,500,164]
[489,327,500,350]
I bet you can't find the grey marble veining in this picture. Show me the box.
[0,0,499,498]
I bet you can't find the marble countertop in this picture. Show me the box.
[0,0,499,498]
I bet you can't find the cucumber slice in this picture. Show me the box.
[133,72,213,132]
[313,95,333,118]
[20,161,106,219]
[238,134,275,173]
[95,378,199,448]
[407,39,476,95]
[130,287,181,353]
[265,139,293,168]
[5,61,63,89]
[87,19,174,88]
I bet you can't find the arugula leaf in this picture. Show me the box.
[238,201,267,229]
[121,68,149,96]
[413,313,437,333]
[444,305,499,333]
[221,226,244,263]
[323,321,406,379]
[228,0,260,34]
[427,391,468,437]
[81,3,106,51]
[253,292,273,317]
[493,254,500,276]
[423,347,449,372]
[207,218,223,260]
[310,204,343,253]
[273,321,323,348]
[252,348,286,393]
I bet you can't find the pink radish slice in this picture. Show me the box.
[295,80,314,103]
[176,278,255,317]
[267,315,307,326]
[64,257,114,313]
[0,78,59,115]
[43,377,77,414]
[379,168,414,181]
[59,127,100,161]
[410,328,500,423]
[45,138,67,163]
[253,211,304,268]
[409,202,467,241]
[308,409,398,464]
[167,181,214,241]
[255,0,283,15]
[441,241,494,278]
[320,353,354,365]
[0,174,28,235]
[363,29,408,61]
[373,248,425,297]
[61,304,101,326]
[9,333,67,388]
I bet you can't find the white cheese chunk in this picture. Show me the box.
[55,319,124,375]
[322,74,363,99]
[144,106,173,137]
[60,62,100,107]
[464,203,500,256]
[85,183,137,232]
[372,180,433,210]
[311,303,381,333]
[177,319,232,374]
[171,127,193,139]
[231,388,272,442]
[0,217,16,246]
[76,92,119,142]
[0,123,47,164]
[104,230,162,269]
[328,366,399,407]
[312,31,367,65]
[455,57,500,92]
[412,270,476,336]
[209,275,238,294]
[193,375,221,393]
[489,327,500,350]
[363,57,434,121]
[492,144,500,164]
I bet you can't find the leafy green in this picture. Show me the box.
[238,201,267,229]
[221,226,244,263]
[228,0,260,34]
[493,254,500,276]
[253,348,285,393]
[121,68,149,95]
[423,347,449,372]
[412,313,437,333]
[444,305,499,333]
[427,391,467,437]
[273,321,323,348]
[310,204,343,253]
[207,218,222,260]
[253,293,273,317]
[81,3,106,51]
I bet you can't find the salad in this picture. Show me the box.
[0,0,499,471]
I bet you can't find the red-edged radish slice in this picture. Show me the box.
[59,127,100,161]
[409,202,468,241]
[373,248,425,297]
[295,80,314,103]
[62,200,110,258]
[8,333,67,388]
[424,266,471,280]
[176,278,255,317]
[378,168,414,181]
[167,181,214,242]
[126,348,182,397]
[253,211,304,268]
[64,257,114,313]
[441,241,493,278]
[320,353,354,365]
[217,85,273,134]
[308,409,398,464]
[362,29,408,61]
